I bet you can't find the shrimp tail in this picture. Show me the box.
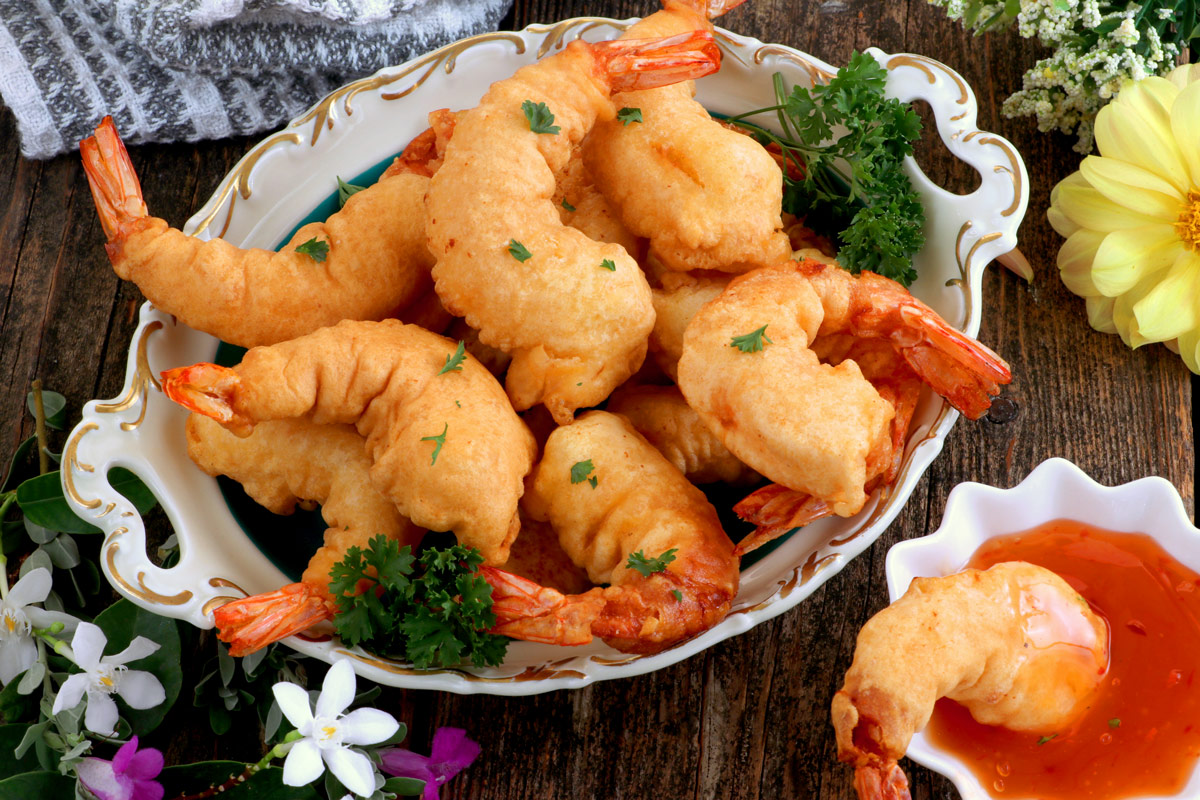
[160,363,251,433]
[664,0,749,18]
[480,566,603,647]
[853,762,912,800]
[212,582,333,657]
[591,31,722,93]
[79,116,147,242]
[733,485,833,555]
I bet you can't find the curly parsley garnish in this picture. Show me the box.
[627,548,678,577]
[295,237,330,262]
[438,340,467,375]
[561,198,576,212]
[617,107,643,125]
[522,100,560,135]
[337,176,366,208]
[730,325,772,353]
[599,259,616,272]
[329,535,507,669]
[421,423,447,465]
[508,239,533,262]
[570,459,597,488]
[726,52,925,286]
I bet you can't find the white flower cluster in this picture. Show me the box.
[927,0,1185,152]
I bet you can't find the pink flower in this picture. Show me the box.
[380,727,479,800]
[76,736,164,800]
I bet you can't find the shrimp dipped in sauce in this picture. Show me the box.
[160,319,537,566]
[185,415,423,655]
[582,1,793,274]
[80,116,435,348]
[425,30,722,425]
[677,259,1011,554]
[833,562,1109,800]
[481,411,739,654]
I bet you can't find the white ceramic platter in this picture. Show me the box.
[62,17,1028,694]
[887,458,1200,799]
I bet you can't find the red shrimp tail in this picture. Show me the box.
[212,583,333,657]
[479,566,599,647]
[853,762,911,800]
[733,484,834,555]
[79,116,148,241]
[663,0,748,18]
[592,31,722,93]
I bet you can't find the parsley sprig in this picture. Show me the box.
[730,325,772,353]
[329,535,508,669]
[617,107,643,125]
[627,548,678,577]
[727,53,925,286]
[438,341,466,375]
[295,237,330,262]
[522,100,560,134]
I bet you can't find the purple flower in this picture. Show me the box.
[76,736,164,800]
[380,727,480,800]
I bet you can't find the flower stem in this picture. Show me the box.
[30,379,49,476]
[166,732,303,800]
[32,627,72,658]
[0,552,8,601]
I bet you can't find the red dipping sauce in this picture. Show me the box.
[924,519,1200,799]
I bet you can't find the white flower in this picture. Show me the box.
[0,568,77,685]
[51,622,165,736]
[273,659,399,797]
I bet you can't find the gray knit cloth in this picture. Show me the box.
[0,0,512,159]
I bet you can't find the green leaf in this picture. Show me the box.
[729,325,773,353]
[626,548,678,577]
[671,589,683,602]
[0,726,42,779]
[42,535,79,569]
[0,771,73,799]
[23,518,56,545]
[569,459,594,485]
[92,599,182,735]
[507,239,533,263]
[337,176,367,208]
[25,391,66,431]
[1109,718,1121,728]
[420,423,448,466]
[560,198,576,212]
[158,762,320,800]
[0,674,38,723]
[521,100,560,134]
[438,341,467,375]
[208,704,232,735]
[294,237,330,263]
[1,521,22,556]
[616,107,643,125]
[599,259,616,272]
[15,468,155,534]
[1,436,36,493]
[384,776,428,796]
[1036,733,1057,746]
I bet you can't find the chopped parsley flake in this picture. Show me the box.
[627,548,678,577]
[730,325,773,353]
[1036,734,1058,746]
[570,459,595,485]
[295,237,330,262]
[508,239,533,262]
[599,259,616,271]
[588,476,598,489]
[438,340,467,374]
[671,589,683,602]
[337,176,366,208]
[421,423,448,466]
[1108,718,1121,728]
[561,198,576,212]
[617,107,643,125]
[522,100,560,135]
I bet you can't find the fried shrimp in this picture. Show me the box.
[648,273,729,380]
[184,415,423,655]
[80,117,434,349]
[481,411,739,654]
[678,260,1011,549]
[425,31,722,425]
[582,1,792,274]
[607,384,757,485]
[160,319,536,565]
[833,562,1109,800]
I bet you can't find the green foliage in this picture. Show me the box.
[295,237,330,262]
[24,392,66,431]
[158,762,320,800]
[507,239,533,263]
[521,100,560,134]
[91,600,182,736]
[330,536,508,669]
[729,325,773,354]
[438,341,467,375]
[0,771,73,799]
[599,259,616,272]
[420,423,447,466]
[616,107,643,125]
[626,548,678,578]
[0,726,43,779]
[15,468,156,534]
[569,459,595,486]
[729,54,925,285]
[337,176,367,208]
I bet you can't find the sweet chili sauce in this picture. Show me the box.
[923,520,1200,799]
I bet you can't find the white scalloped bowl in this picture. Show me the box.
[887,458,1200,800]
[61,17,1028,694]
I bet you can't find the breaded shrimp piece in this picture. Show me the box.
[425,32,721,424]
[185,414,424,655]
[161,319,537,566]
[649,273,729,380]
[607,384,757,485]
[482,411,739,654]
[582,1,792,274]
[555,149,644,260]
[80,117,433,349]
[833,562,1109,800]
[497,514,592,595]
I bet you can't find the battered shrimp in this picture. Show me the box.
[833,562,1109,800]
[185,415,423,655]
[160,319,537,565]
[607,384,757,485]
[582,1,793,274]
[80,117,434,349]
[426,31,722,425]
[648,273,729,380]
[555,148,644,260]
[677,260,1010,538]
[481,411,739,654]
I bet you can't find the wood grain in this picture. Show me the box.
[0,2,1192,798]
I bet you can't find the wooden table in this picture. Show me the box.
[0,1,1193,797]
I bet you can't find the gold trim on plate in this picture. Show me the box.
[105,528,194,606]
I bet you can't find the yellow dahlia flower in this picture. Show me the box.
[1047,63,1200,373]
